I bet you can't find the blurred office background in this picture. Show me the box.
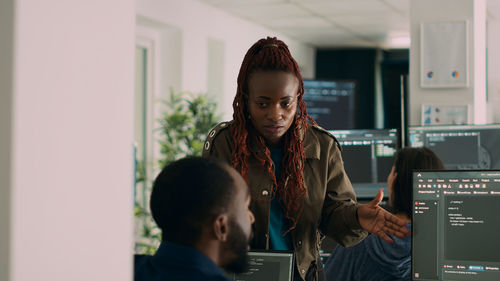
[1,0,499,280]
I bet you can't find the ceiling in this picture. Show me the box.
[198,0,499,49]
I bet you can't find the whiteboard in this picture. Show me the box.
[420,21,469,88]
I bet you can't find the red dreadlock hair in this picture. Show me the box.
[231,36,316,232]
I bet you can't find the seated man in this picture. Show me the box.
[135,157,255,281]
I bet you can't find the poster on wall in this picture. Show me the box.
[422,104,470,125]
[420,21,469,88]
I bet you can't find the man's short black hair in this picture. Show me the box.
[150,157,237,247]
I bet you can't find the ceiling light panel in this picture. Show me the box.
[195,0,416,48]
[276,25,354,36]
[225,3,310,19]
[299,0,392,16]
[326,13,403,26]
[260,16,332,28]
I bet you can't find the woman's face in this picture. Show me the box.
[246,71,299,147]
[387,165,397,206]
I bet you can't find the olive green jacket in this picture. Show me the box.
[202,121,368,280]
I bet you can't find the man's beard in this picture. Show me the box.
[222,218,251,274]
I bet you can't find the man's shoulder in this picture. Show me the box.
[134,254,159,281]
[134,254,230,281]
[134,242,231,281]
[134,254,151,266]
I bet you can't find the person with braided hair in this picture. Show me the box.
[202,36,410,281]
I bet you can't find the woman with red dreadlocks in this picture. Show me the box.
[202,37,410,281]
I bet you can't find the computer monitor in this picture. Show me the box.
[412,170,500,280]
[330,129,399,199]
[227,251,294,281]
[303,79,356,130]
[408,124,500,169]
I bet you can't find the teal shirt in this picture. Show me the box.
[268,146,292,251]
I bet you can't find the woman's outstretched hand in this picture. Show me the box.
[357,188,411,243]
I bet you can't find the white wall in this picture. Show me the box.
[409,0,487,125]
[3,0,136,280]
[487,19,500,123]
[136,0,316,121]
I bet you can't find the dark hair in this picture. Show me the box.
[391,147,445,218]
[150,157,236,246]
[230,36,316,232]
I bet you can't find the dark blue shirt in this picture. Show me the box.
[268,146,292,250]
[324,223,412,281]
[134,241,230,281]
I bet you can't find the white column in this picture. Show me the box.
[1,0,136,280]
[0,0,14,280]
[409,0,487,125]
[473,0,487,124]
[486,17,500,123]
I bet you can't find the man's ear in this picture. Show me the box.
[213,214,229,242]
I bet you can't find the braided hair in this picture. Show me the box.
[231,37,316,231]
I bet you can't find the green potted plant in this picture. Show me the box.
[134,89,220,254]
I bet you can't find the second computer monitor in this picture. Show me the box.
[330,129,398,199]
[303,79,356,130]
[408,124,500,170]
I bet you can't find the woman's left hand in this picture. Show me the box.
[357,188,411,243]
